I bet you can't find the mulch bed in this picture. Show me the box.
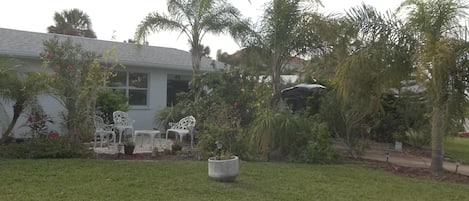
[356,158,469,185]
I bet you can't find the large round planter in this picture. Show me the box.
[208,156,239,182]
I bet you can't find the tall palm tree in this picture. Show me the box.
[47,8,97,38]
[333,4,416,157]
[240,0,324,104]
[134,0,247,74]
[0,57,50,140]
[398,0,469,171]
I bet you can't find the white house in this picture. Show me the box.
[0,28,223,137]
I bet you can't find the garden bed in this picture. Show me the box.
[357,158,469,185]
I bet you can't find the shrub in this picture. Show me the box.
[0,136,93,159]
[249,109,340,163]
[171,141,183,153]
[41,38,119,140]
[319,91,368,157]
[401,128,431,148]
[289,122,341,164]
[96,89,128,124]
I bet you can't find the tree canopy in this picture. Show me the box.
[47,8,97,38]
[135,0,249,74]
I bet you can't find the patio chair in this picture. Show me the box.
[113,111,135,144]
[166,116,196,148]
[93,115,116,148]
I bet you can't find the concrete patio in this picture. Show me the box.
[92,135,175,154]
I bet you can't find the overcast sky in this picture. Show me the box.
[0,0,402,58]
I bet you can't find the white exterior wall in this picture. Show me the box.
[1,59,193,137]
[127,68,168,130]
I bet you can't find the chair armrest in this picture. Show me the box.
[169,122,177,128]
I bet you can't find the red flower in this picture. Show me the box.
[49,133,59,139]
[28,115,33,122]
[234,100,239,109]
[45,52,53,59]
[66,65,74,70]
[54,65,61,71]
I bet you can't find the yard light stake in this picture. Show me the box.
[386,152,389,163]
[456,161,460,174]
[215,140,223,160]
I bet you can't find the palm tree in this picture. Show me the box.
[333,4,416,157]
[47,8,97,38]
[398,0,469,171]
[134,0,247,74]
[240,0,324,104]
[0,57,50,140]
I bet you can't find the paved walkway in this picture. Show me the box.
[340,141,469,176]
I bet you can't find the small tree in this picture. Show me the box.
[0,57,50,141]
[41,37,118,140]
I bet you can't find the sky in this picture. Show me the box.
[0,0,402,58]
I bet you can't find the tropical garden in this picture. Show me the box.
[1,0,469,198]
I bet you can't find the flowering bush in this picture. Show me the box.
[26,113,53,138]
[41,37,119,140]
[23,102,54,139]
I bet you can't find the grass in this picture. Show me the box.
[0,159,468,201]
[445,137,469,163]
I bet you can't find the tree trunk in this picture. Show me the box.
[2,102,24,140]
[191,50,201,74]
[271,61,282,106]
[430,105,444,171]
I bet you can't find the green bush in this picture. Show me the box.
[96,89,129,123]
[0,136,93,159]
[155,104,188,130]
[289,122,341,164]
[402,128,431,148]
[319,91,368,157]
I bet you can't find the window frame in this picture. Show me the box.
[106,71,149,107]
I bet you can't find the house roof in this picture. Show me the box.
[0,28,223,72]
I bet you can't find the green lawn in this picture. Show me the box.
[445,137,469,163]
[0,159,468,201]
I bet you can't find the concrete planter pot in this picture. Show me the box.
[208,156,239,182]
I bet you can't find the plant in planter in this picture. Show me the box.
[208,140,239,182]
[123,139,135,155]
[171,140,183,154]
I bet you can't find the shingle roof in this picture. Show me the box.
[0,28,223,71]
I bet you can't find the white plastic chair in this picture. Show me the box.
[113,111,135,144]
[93,115,116,148]
[166,116,196,148]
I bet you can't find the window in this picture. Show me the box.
[107,71,148,106]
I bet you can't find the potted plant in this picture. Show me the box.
[171,140,183,153]
[208,140,239,182]
[123,139,135,155]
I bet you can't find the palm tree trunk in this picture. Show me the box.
[2,102,24,140]
[430,105,444,171]
[191,51,201,74]
[271,60,282,106]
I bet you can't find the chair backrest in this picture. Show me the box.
[113,111,133,127]
[94,115,111,132]
[171,116,196,131]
